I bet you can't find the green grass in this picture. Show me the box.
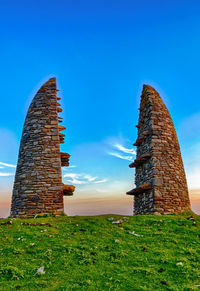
[0,212,200,290]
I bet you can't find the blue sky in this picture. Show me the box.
[0,0,200,216]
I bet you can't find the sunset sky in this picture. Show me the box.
[1,0,200,217]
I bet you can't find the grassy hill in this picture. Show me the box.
[0,212,200,290]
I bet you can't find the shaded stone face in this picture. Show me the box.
[127,85,191,215]
[11,78,75,217]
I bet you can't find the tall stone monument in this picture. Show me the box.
[127,85,191,214]
[11,78,75,217]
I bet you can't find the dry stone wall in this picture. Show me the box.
[11,78,74,217]
[127,85,191,214]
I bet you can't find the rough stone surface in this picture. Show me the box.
[11,78,74,217]
[127,85,191,215]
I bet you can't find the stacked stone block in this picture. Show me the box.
[11,78,75,217]
[127,85,191,214]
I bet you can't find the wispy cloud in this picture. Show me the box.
[84,175,98,182]
[106,138,136,161]
[0,162,16,168]
[63,173,86,185]
[63,173,78,179]
[0,172,14,177]
[63,173,108,185]
[114,144,136,155]
[0,162,16,178]
[62,165,77,171]
[94,179,108,184]
[108,152,134,161]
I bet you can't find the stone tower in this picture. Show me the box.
[11,78,75,217]
[127,85,191,214]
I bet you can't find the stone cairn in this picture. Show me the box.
[11,78,75,217]
[127,85,191,214]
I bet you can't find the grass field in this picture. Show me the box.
[0,212,200,290]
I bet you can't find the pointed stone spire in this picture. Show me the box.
[11,78,75,217]
[127,85,191,214]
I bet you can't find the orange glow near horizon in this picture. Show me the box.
[0,189,200,218]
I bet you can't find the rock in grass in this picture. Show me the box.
[35,266,45,275]
[112,220,123,224]
[79,228,86,232]
[129,231,143,237]
[142,246,148,252]
[1,221,12,225]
